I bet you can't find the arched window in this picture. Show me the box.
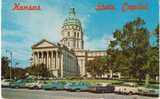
[77,32,79,38]
[74,32,76,37]
[68,32,70,37]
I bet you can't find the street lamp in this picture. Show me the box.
[6,50,13,80]
[14,62,19,80]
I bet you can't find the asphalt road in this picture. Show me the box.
[2,88,158,99]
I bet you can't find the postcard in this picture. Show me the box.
[1,0,159,99]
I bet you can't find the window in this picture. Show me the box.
[77,32,79,38]
[68,32,70,37]
[74,32,76,37]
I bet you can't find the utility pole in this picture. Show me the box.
[10,52,12,80]
[14,62,19,80]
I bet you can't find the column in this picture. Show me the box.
[48,51,50,69]
[56,51,59,69]
[60,54,63,78]
[51,51,53,70]
[54,51,57,69]
[32,53,35,65]
[34,52,37,65]
[46,51,49,69]
[41,51,43,64]
[44,52,46,65]
[37,52,39,65]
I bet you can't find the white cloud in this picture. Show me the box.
[2,4,65,67]
[11,6,64,42]
[84,34,113,50]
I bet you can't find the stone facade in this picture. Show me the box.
[32,40,79,78]
[31,8,107,78]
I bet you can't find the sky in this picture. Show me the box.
[2,0,159,68]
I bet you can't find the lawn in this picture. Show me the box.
[45,79,123,85]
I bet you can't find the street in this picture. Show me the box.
[2,88,158,99]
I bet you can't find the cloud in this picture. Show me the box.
[84,34,113,50]
[11,6,64,42]
[2,3,65,67]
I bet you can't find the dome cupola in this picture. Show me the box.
[63,8,81,26]
[61,7,84,50]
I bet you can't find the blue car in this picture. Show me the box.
[10,78,35,88]
[42,82,66,90]
[66,82,91,92]
[10,79,26,88]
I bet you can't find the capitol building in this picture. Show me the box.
[31,8,107,78]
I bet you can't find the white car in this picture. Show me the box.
[137,87,159,97]
[1,79,10,87]
[114,85,138,95]
[26,81,43,89]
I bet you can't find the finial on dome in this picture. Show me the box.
[69,7,76,16]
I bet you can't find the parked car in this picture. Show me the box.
[65,82,92,92]
[10,79,26,88]
[1,79,11,87]
[137,87,159,97]
[42,81,66,90]
[88,85,115,93]
[114,85,138,95]
[10,79,34,88]
[64,82,73,90]
[26,81,43,89]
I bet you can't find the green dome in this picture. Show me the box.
[63,8,81,26]
[64,17,81,26]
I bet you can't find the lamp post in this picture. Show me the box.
[14,62,19,80]
[6,50,13,80]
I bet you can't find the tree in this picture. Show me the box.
[86,56,108,78]
[146,47,159,79]
[155,24,159,46]
[26,63,53,78]
[1,56,10,78]
[13,67,26,79]
[108,17,155,80]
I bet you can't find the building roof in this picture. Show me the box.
[63,8,81,26]
[32,39,58,49]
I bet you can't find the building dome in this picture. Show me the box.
[63,8,81,26]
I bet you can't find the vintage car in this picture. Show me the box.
[114,85,138,95]
[137,87,159,97]
[88,85,115,93]
[64,82,73,90]
[26,81,43,89]
[65,82,92,92]
[9,78,34,88]
[42,81,66,90]
[10,79,26,88]
[1,79,11,87]
[114,82,138,95]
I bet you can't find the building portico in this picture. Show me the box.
[32,39,79,78]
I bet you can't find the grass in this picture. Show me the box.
[46,79,123,85]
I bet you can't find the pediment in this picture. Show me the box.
[32,39,57,49]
